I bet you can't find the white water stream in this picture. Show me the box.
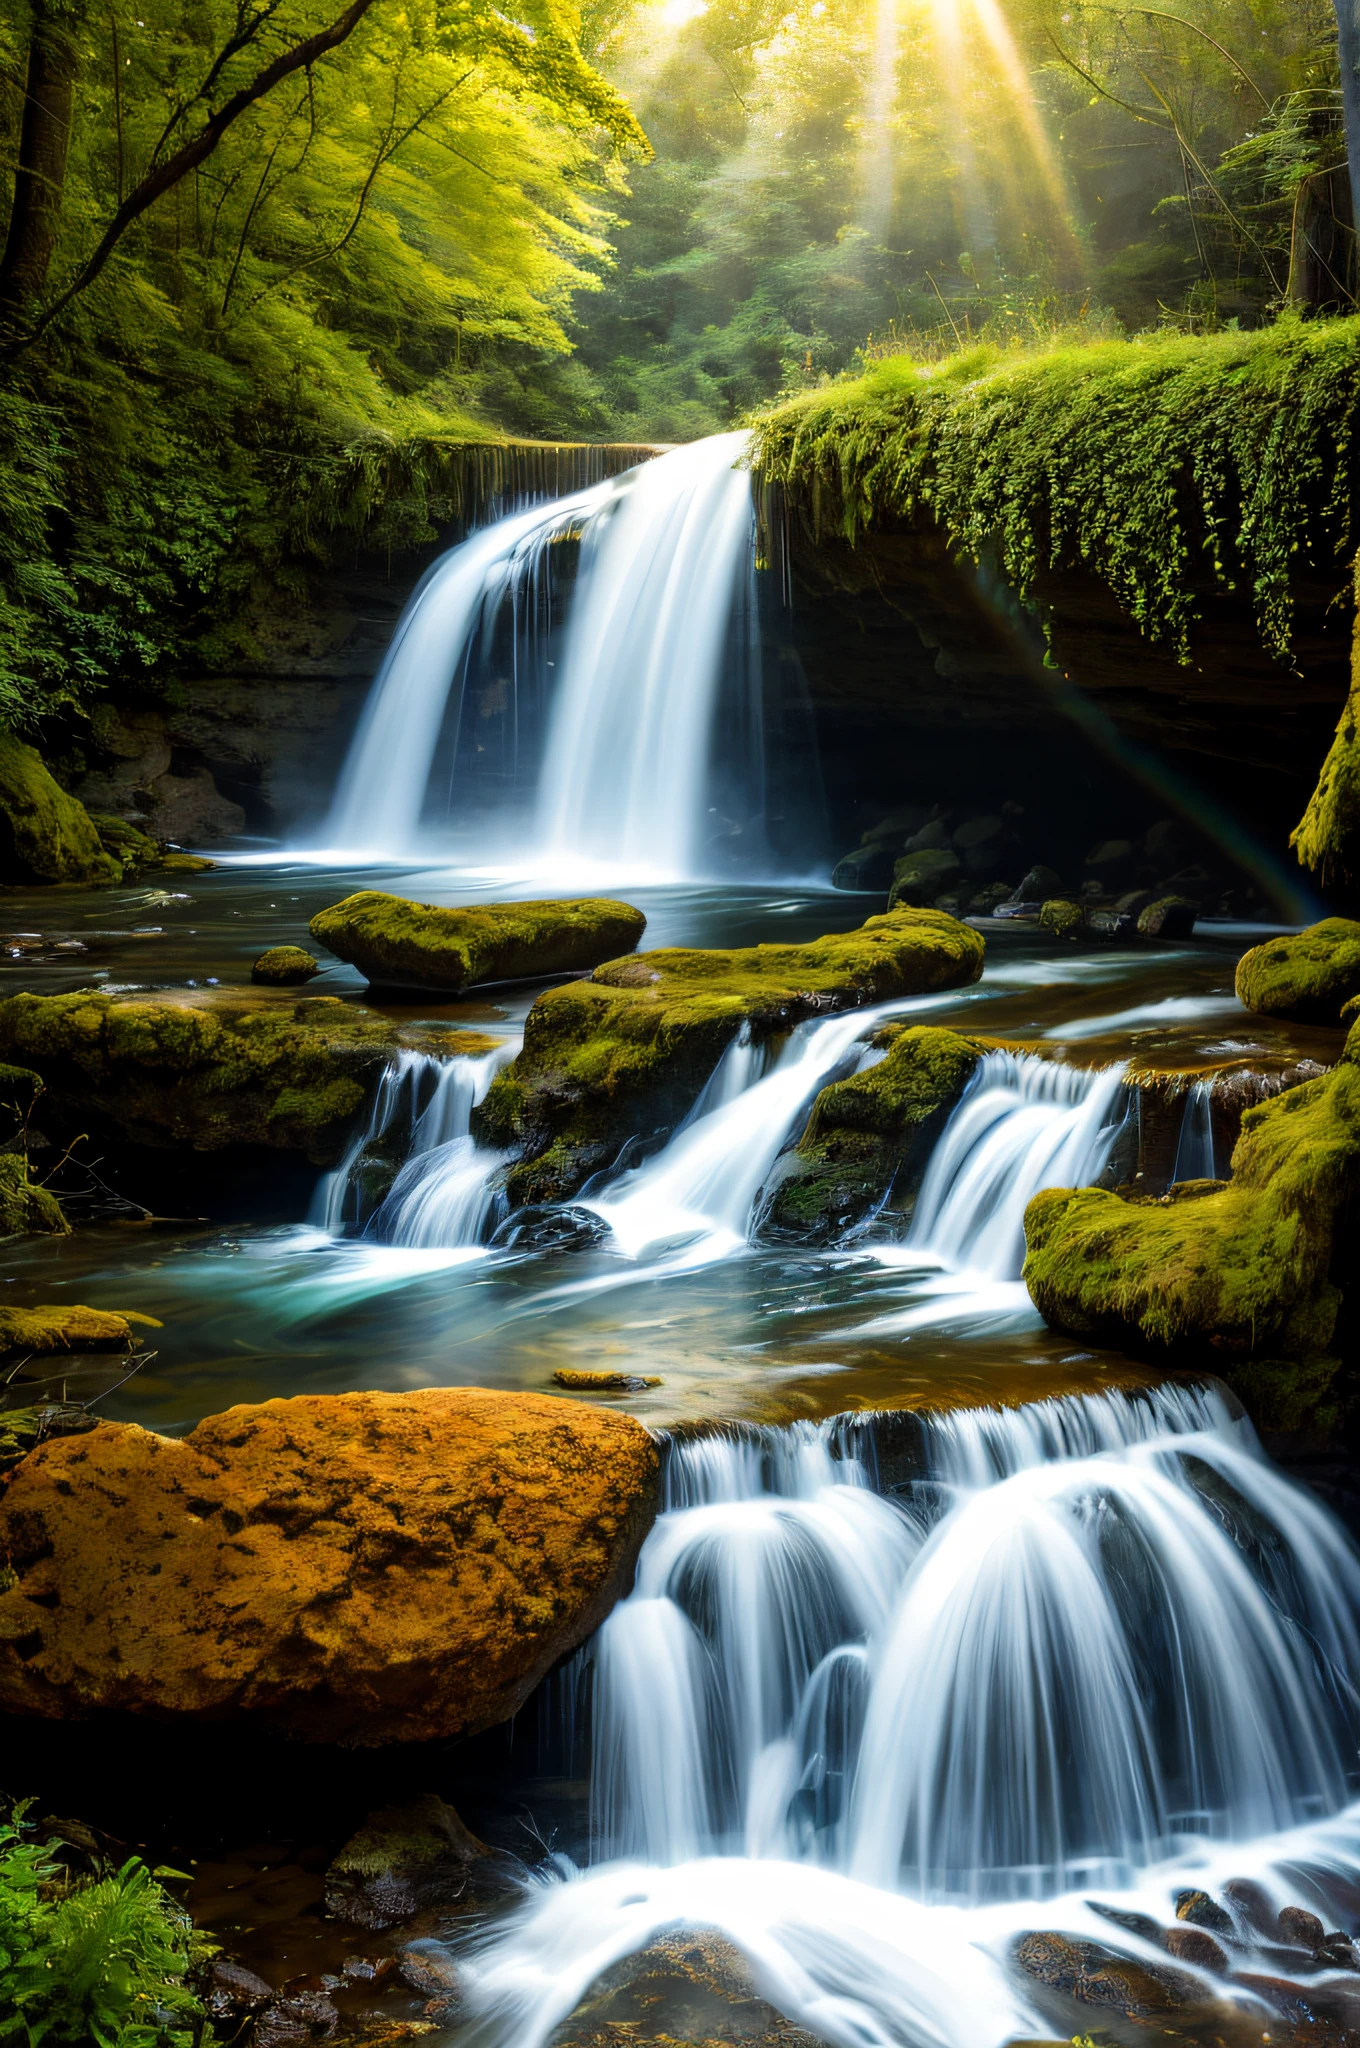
[456,1386,1360,2048]
[319,434,755,876]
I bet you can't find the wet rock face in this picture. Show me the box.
[1236,918,1360,1024]
[474,908,986,1208]
[0,734,121,886]
[0,988,494,1163]
[309,892,648,993]
[325,1794,498,1930]
[0,1387,659,1745]
[558,1929,822,2047]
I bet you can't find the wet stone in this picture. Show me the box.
[205,1955,274,2015]
[1175,1889,1235,1936]
[1163,1924,1229,1972]
[1278,1905,1328,1950]
[254,1987,340,2046]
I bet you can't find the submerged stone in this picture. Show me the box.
[473,907,985,1207]
[1235,917,1360,1023]
[0,734,121,886]
[309,891,647,992]
[1022,1017,1360,1429]
[762,1023,982,1242]
[0,989,483,1162]
[0,1387,659,1744]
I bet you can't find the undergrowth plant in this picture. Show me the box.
[751,316,1360,663]
[0,1809,213,2048]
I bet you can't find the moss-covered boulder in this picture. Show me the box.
[0,1388,659,1745]
[888,848,960,908]
[761,1024,982,1241]
[0,990,494,1163]
[0,735,120,885]
[474,908,985,1206]
[0,1304,161,1354]
[309,892,647,993]
[1235,918,1360,1023]
[1022,1018,1360,1426]
[0,1157,68,1236]
[1040,898,1086,942]
[252,946,321,986]
[88,813,163,878]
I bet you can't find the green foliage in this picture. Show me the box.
[752,318,1360,660]
[0,1814,210,2048]
[0,0,646,728]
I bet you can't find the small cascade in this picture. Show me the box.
[321,433,765,876]
[585,1001,908,1264]
[1172,1078,1219,1181]
[317,1040,517,1247]
[457,1386,1360,2048]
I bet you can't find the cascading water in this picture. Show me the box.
[320,434,762,877]
[316,1039,518,1247]
[1173,1078,1219,1181]
[456,1386,1360,2048]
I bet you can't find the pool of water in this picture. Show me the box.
[1,860,1346,1432]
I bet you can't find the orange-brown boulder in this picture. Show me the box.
[0,1387,658,1745]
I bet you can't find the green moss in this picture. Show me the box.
[0,1157,69,1237]
[0,1304,161,1355]
[252,946,321,986]
[1292,559,1360,888]
[310,892,648,992]
[87,813,162,878]
[1235,918,1360,1023]
[0,991,481,1164]
[475,908,986,1205]
[888,849,960,908]
[1040,898,1086,942]
[752,319,1360,663]
[762,1024,982,1241]
[1022,1019,1360,1384]
[0,734,120,886]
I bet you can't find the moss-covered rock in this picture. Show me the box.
[1040,898,1086,941]
[1022,1018,1360,1426]
[310,891,647,992]
[761,1024,982,1241]
[0,1158,68,1236]
[888,848,960,908]
[1137,894,1197,939]
[0,735,121,885]
[87,813,163,878]
[0,1304,161,1355]
[474,908,985,1206]
[1292,552,1360,890]
[252,946,321,986]
[1235,918,1360,1023]
[325,1794,487,1929]
[0,990,490,1163]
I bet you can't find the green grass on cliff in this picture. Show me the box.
[751,318,1360,661]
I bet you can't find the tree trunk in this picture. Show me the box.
[1335,0,1360,249]
[0,2,79,325]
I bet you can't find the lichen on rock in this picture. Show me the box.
[474,907,985,1206]
[761,1024,982,1241]
[0,1387,659,1745]
[1235,918,1360,1023]
[0,734,121,885]
[1022,1017,1360,1429]
[0,988,473,1162]
[309,891,648,992]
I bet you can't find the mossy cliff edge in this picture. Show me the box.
[1022,1014,1360,1430]
[0,989,498,1162]
[474,908,985,1206]
[762,1023,983,1242]
[310,892,647,991]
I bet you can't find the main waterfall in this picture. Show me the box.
[319,433,760,877]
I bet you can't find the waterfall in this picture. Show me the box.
[1173,1079,1218,1181]
[456,1386,1360,2048]
[316,1039,517,1246]
[534,430,756,877]
[320,433,759,875]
